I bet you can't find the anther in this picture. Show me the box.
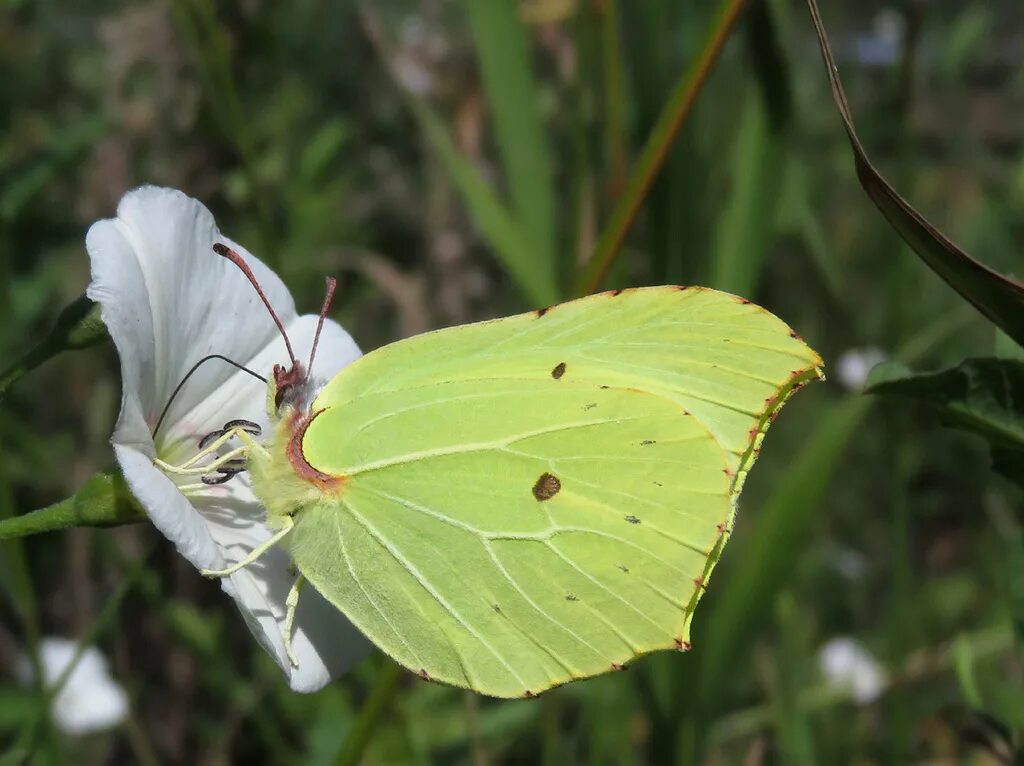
[199,429,226,450]
[201,473,237,486]
[223,419,262,436]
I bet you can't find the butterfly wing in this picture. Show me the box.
[286,287,823,697]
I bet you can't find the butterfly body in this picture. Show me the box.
[247,286,823,697]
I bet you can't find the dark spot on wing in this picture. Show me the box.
[653,481,663,487]
[624,515,641,524]
[583,403,597,411]
[551,362,566,379]
[565,594,578,602]
[493,604,501,613]
[532,473,561,501]
[617,564,629,573]
[524,690,537,698]
[536,306,551,317]
[640,439,656,446]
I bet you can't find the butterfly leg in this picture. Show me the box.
[283,574,305,668]
[200,515,295,578]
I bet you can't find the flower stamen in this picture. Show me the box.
[155,446,248,477]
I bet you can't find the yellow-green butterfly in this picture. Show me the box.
[184,244,822,699]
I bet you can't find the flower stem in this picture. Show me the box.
[0,472,146,541]
[332,660,405,766]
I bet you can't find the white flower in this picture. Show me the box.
[86,186,372,692]
[818,637,887,704]
[835,347,887,392]
[16,638,128,735]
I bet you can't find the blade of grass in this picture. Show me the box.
[574,0,748,297]
[597,0,627,196]
[708,88,783,294]
[359,5,559,307]
[332,659,404,766]
[463,0,556,272]
[709,1,792,294]
[805,0,1024,347]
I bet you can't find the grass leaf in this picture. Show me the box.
[575,0,748,296]
[463,0,556,270]
[806,0,1024,348]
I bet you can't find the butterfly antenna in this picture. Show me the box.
[213,243,298,369]
[308,276,337,373]
[153,354,267,439]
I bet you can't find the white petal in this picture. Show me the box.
[17,638,128,736]
[86,186,298,450]
[88,186,371,690]
[114,444,222,570]
[189,316,369,690]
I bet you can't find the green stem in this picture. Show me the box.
[332,660,404,766]
[0,472,146,541]
[574,0,748,296]
[0,296,105,403]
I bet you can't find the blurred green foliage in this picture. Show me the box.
[1,0,1022,763]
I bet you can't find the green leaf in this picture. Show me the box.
[866,358,1024,488]
[805,0,1024,348]
[463,0,556,267]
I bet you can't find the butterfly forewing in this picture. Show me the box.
[283,287,823,697]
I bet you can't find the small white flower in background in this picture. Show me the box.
[16,638,127,736]
[86,186,372,692]
[836,347,888,392]
[818,637,887,704]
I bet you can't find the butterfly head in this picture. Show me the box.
[214,243,336,418]
[269,360,311,412]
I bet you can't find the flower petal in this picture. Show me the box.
[189,316,369,690]
[17,638,128,736]
[115,444,222,570]
[86,185,298,450]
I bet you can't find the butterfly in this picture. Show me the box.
[175,243,822,699]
